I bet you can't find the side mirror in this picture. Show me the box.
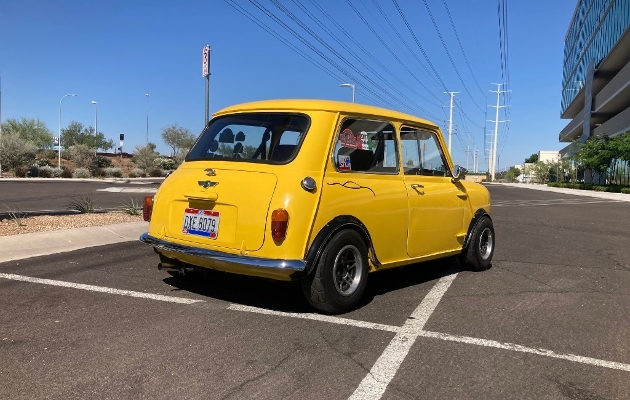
[452,165,467,182]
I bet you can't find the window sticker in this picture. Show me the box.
[359,131,370,150]
[340,128,357,149]
[338,155,352,171]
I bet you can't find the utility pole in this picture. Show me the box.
[487,84,510,181]
[445,91,459,154]
[474,146,478,173]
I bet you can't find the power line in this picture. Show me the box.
[442,0,486,96]
[391,0,449,92]
[421,0,485,113]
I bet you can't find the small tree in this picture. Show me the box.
[532,161,554,184]
[133,143,159,170]
[161,124,196,158]
[575,134,614,184]
[0,132,37,171]
[524,153,539,163]
[2,118,54,149]
[61,121,113,151]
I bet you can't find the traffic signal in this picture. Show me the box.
[120,134,124,141]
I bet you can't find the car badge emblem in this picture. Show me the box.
[204,168,217,176]
[198,180,219,189]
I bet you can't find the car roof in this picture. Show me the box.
[213,99,439,130]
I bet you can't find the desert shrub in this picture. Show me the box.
[28,166,39,177]
[72,168,91,179]
[66,144,95,168]
[103,167,123,178]
[128,168,146,178]
[31,158,50,168]
[14,166,28,178]
[153,157,176,170]
[92,168,107,178]
[60,167,73,178]
[147,167,163,177]
[37,166,61,178]
[90,156,113,173]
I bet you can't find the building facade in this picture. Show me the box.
[559,0,630,151]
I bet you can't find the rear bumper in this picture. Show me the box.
[139,233,306,280]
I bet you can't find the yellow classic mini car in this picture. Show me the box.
[140,99,494,313]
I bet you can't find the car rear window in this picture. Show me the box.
[186,113,310,163]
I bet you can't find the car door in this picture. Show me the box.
[400,126,468,258]
[317,117,409,266]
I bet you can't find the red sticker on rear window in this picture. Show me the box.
[340,128,357,149]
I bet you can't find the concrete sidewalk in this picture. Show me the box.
[0,221,148,263]
[489,182,630,202]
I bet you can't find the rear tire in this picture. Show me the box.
[301,230,368,313]
[462,217,494,271]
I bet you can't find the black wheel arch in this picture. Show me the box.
[463,209,492,250]
[302,215,379,278]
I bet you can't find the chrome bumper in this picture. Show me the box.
[139,233,306,280]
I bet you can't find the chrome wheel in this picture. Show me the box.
[332,244,363,296]
[478,227,494,261]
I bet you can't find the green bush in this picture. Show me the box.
[147,167,163,177]
[90,156,113,173]
[28,166,39,177]
[128,168,146,178]
[103,167,123,178]
[72,168,91,179]
[621,188,630,194]
[61,167,73,178]
[37,166,62,178]
[14,166,28,178]
[153,157,176,170]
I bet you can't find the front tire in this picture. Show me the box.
[462,217,495,271]
[301,229,368,313]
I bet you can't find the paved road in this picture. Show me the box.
[1,184,629,399]
[0,179,161,216]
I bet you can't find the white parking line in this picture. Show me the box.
[4,270,630,392]
[0,273,203,304]
[348,271,458,400]
[96,187,157,193]
[419,330,630,372]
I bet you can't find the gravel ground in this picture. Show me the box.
[0,212,144,236]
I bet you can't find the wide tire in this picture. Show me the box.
[301,230,368,314]
[462,217,495,271]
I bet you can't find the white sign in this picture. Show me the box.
[202,45,210,77]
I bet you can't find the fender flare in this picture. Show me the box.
[302,215,380,277]
[463,209,492,250]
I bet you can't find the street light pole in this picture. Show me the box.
[340,83,355,103]
[91,100,98,135]
[58,93,77,168]
[91,101,98,155]
[145,93,150,143]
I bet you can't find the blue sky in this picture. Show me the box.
[0,0,576,170]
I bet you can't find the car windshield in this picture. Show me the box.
[186,113,310,163]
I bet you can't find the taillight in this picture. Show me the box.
[271,209,289,242]
[143,196,153,221]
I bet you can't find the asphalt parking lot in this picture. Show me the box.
[1,184,629,399]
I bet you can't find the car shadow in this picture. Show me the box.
[162,257,468,314]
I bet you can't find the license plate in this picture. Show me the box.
[182,208,220,239]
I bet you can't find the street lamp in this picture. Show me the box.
[340,83,355,103]
[91,101,98,155]
[145,93,149,143]
[58,93,77,168]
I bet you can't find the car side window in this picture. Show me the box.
[400,127,449,176]
[333,119,398,174]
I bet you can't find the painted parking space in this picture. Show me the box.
[1,184,629,398]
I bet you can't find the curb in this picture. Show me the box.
[0,221,148,263]
[489,182,630,202]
